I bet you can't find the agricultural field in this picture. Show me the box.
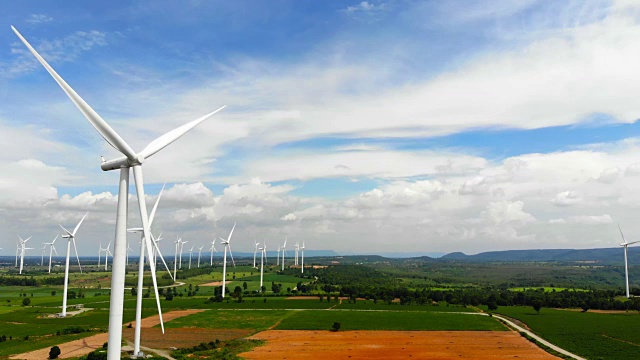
[2,258,640,359]
[495,306,640,360]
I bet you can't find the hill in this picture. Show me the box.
[441,247,640,264]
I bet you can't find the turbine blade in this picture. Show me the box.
[618,224,626,243]
[228,245,236,267]
[72,238,83,273]
[139,106,226,159]
[72,212,88,236]
[228,222,236,243]
[11,26,137,159]
[52,246,58,256]
[132,165,164,333]
[149,183,166,227]
[151,234,174,280]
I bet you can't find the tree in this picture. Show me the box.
[331,322,341,332]
[22,297,31,306]
[243,282,248,290]
[487,302,498,312]
[49,345,61,359]
[532,300,543,314]
[51,290,56,296]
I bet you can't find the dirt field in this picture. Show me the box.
[239,330,562,360]
[200,280,230,286]
[9,310,212,360]
[122,328,253,349]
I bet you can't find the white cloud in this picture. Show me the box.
[341,1,385,14]
[25,14,54,24]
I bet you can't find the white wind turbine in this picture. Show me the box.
[45,235,58,273]
[294,241,299,265]
[41,243,47,266]
[103,241,113,271]
[210,238,217,266]
[18,236,33,274]
[188,245,194,269]
[13,26,225,359]
[259,243,265,291]
[98,242,104,268]
[276,246,281,266]
[15,241,20,267]
[281,238,287,271]
[619,225,640,298]
[179,240,188,269]
[173,237,182,280]
[300,241,305,274]
[126,240,133,266]
[253,240,259,268]
[197,245,204,268]
[59,213,87,317]
[128,184,171,357]
[220,223,236,298]
[152,233,171,275]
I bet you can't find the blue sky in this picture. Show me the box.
[2,0,640,256]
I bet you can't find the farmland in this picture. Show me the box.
[1,256,640,359]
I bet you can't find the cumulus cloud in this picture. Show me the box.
[25,14,54,24]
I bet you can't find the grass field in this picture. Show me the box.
[495,306,640,360]
[275,310,506,331]
[165,309,291,332]
[508,287,588,292]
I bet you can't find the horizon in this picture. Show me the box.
[3,1,640,256]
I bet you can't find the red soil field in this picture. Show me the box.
[239,330,562,360]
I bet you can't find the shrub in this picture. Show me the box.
[49,345,61,359]
[22,297,31,306]
[331,322,341,332]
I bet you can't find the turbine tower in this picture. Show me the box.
[294,241,299,266]
[59,213,87,317]
[619,225,639,298]
[220,223,236,298]
[173,237,182,280]
[179,240,188,269]
[11,26,225,359]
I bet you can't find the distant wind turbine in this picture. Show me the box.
[18,236,33,274]
[197,245,204,268]
[45,235,58,273]
[59,213,87,317]
[209,238,217,266]
[220,223,236,298]
[619,225,640,298]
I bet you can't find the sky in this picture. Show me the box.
[2,0,640,256]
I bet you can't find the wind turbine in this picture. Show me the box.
[59,213,87,317]
[619,225,640,298]
[41,243,47,267]
[220,223,236,299]
[259,243,265,291]
[301,241,305,274]
[253,241,259,268]
[281,238,287,271]
[126,240,133,266]
[18,236,33,274]
[173,237,181,280]
[197,245,204,268]
[103,241,113,271]
[45,235,58,273]
[276,246,281,266]
[15,241,20,267]
[98,242,104,268]
[179,240,188,269]
[13,26,225,359]
[188,245,194,269]
[128,184,170,357]
[209,238,217,266]
[294,241,299,265]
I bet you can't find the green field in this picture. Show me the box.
[508,287,588,292]
[275,310,506,331]
[495,306,640,360]
[165,309,291,331]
